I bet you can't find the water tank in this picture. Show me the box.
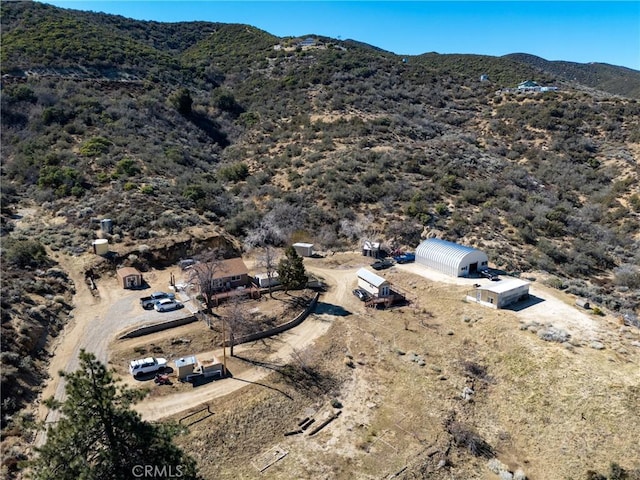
[100,218,113,234]
[92,239,109,256]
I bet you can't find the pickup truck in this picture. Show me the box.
[393,252,415,264]
[140,292,175,310]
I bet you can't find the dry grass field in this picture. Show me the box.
[133,255,640,480]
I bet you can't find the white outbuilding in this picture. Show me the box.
[357,268,390,298]
[362,241,381,258]
[415,238,488,277]
[292,242,314,257]
[253,272,281,288]
[468,278,530,309]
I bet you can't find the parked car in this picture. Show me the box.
[154,298,183,312]
[371,259,394,270]
[480,270,499,281]
[129,357,167,378]
[140,291,175,310]
[352,288,370,301]
[393,252,415,264]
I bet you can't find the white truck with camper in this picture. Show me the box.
[129,357,167,378]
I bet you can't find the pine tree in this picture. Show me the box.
[30,350,200,480]
[277,246,307,293]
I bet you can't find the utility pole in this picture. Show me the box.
[221,318,227,376]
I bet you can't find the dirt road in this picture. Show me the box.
[136,262,359,421]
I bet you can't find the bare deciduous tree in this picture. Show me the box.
[187,250,225,313]
[257,245,279,298]
[224,293,251,357]
[244,202,303,248]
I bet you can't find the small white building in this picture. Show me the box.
[415,238,488,277]
[253,272,281,288]
[362,241,381,258]
[292,242,314,257]
[468,278,530,309]
[357,268,390,298]
[175,356,198,380]
[175,355,224,380]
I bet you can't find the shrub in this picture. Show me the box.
[446,420,494,458]
[115,158,140,177]
[2,238,49,269]
[79,137,111,157]
[614,265,640,289]
[537,327,570,343]
[218,163,249,182]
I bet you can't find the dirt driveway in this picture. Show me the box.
[397,262,606,341]
[36,257,360,431]
[135,261,361,421]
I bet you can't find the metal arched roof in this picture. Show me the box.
[415,238,488,277]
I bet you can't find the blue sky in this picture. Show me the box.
[41,1,640,70]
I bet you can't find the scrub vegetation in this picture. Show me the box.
[1,2,639,478]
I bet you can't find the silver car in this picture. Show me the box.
[154,298,183,312]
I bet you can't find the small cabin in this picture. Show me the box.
[357,268,391,298]
[175,356,198,380]
[175,355,224,381]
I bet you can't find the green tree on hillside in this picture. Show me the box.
[277,246,307,293]
[169,88,193,116]
[31,350,200,480]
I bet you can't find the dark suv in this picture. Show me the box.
[371,259,394,270]
[352,288,370,301]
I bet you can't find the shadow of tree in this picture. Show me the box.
[189,112,229,147]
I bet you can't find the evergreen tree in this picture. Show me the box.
[30,350,200,480]
[277,246,307,292]
[169,88,193,116]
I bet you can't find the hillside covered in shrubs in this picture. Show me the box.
[1,1,640,473]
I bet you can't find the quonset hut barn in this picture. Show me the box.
[415,238,488,277]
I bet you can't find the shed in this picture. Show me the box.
[362,241,381,258]
[415,238,488,277]
[292,242,314,257]
[100,218,113,234]
[116,267,142,289]
[357,268,391,297]
[175,356,198,380]
[197,357,224,378]
[468,279,530,309]
[253,272,281,288]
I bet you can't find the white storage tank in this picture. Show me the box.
[92,239,109,255]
